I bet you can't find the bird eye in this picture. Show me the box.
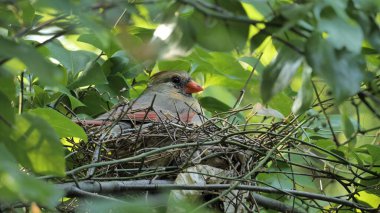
[172,76,181,84]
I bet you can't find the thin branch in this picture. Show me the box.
[252,193,306,213]
[358,91,380,119]
[57,180,374,211]
[113,8,128,28]
[15,14,68,38]
[18,71,25,114]
[69,187,127,204]
[311,81,340,146]
[233,53,263,109]
[178,0,275,26]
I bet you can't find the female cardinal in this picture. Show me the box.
[96,70,204,128]
[79,71,203,174]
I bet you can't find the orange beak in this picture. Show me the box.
[185,80,203,94]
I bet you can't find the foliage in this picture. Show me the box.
[0,0,379,212]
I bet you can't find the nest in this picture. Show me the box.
[66,107,294,180]
[60,106,302,212]
[59,106,376,212]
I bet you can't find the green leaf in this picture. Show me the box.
[68,94,86,109]
[79,14,113,51]
[52,86,86,109]
[201,86,237,108]
[28,108,88,142]
[18,0,35,26]
[32,85,50,107]
[158,59,191,71]
[124,60,145,79]
[250,31,268,53]
[260,47,302,103]
[0,144,63,207]
[314,1,363,53]
[352,0,380,13]
[187,0,249,51]
[199,96,231,113]
[8,113,65,176]
[45,41,98,74]
[0,92,14,126]
[96,74,129,104]
[241,0,278,18]
[267,92,293,116]
[0,67,16,99]
[238,56,265,74]
[366,145,380,164]
[360,177,380,196]
[69,61,108,89]
[75,89,109,116]
[340,107,357,148]
[292,65,313,115]
[0,6,20,28]
[313,139,335,151]
[0,92,14,140]
[108,51,130,75]
[208,52,248,80]
[78,34,120,57]
[367,19,380,53]
[305,33,365,104]
[0,37,64,86]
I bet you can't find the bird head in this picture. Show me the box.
[148,71,203,96]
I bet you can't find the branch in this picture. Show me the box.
[177,0,276,26]
[18,71,24,114]
[233,53,263,109]
[251,193,306,213]
[311,81,340,146]
[57,180,374,211]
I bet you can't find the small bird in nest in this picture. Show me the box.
[79,70,204,137]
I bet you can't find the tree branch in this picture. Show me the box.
[57,180,375,211]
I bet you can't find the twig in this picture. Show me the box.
[113,8,128,28]
[34,30,69,48]
[177,0,276,26]
[15,14,68,38]
[358,91,380,119]
[18,71,25,114]
[252,193,306,213]
[311,81,340,146]
[233,53,263,109]
[70,187,127,204]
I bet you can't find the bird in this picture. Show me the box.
[78,71,204,175]
[78,70,204,137]
[98,70,203,123]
